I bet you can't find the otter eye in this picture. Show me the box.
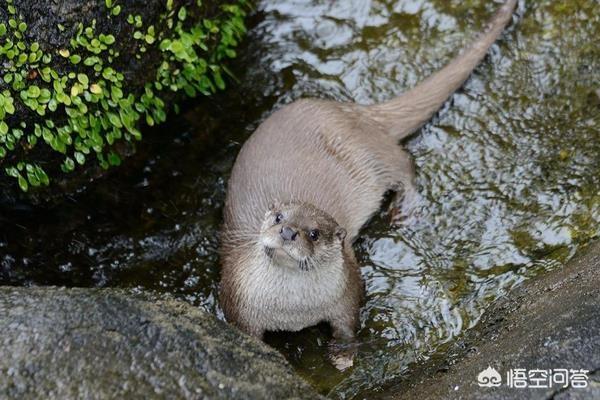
[309,229,320,241]
[274,213,283,224]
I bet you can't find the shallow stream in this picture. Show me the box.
[1,0,600,397]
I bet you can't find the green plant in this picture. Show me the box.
[0,0,248,191]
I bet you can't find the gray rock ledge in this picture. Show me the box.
[0,287,322,400]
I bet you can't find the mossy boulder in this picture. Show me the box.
[0,286,321,399]
[0,0,247,202]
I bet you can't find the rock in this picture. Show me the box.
[0,287,321,399]
[382,240,600,400]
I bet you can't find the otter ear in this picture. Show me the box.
[335,227,347,242]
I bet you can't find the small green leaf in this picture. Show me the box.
[38,167,50,186]
[107,112,122,128]
[62,157,75,172]
[103,34,115,45]
[38,89,51,103]
[70,84,82,97]
[111,86,123,100]
[18,174,29,191]
[178,7,187,21]
[77,73,89,86]
[5,102,15,114]
[5,167,18,178]
[90,83,103,94]
[27,85,41,98]
[74,151,85,165]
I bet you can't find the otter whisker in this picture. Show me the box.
[307,258,315,271]
[297,258,306,271]
[264,246,275,259]
[298,256,316,271]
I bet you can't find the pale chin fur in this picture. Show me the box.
[260,234,305,270]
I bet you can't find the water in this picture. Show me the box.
[1,0,600,397]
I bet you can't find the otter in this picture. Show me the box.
[219,0,518,341]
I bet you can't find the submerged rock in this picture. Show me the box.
[0,287,321,399]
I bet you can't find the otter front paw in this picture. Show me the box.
[328,340,358,371]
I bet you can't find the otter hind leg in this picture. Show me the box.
[389,179,420,227]
[383,148,420,226]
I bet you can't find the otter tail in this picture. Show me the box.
[366,0,518,141]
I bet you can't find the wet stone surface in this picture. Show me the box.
[0,286,321,400]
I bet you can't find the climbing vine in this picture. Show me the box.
[0,0,248,191]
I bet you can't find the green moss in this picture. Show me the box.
[0,0,249,191]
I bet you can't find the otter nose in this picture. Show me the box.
[280,226,298,241]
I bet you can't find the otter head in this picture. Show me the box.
[259,202,347,271]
